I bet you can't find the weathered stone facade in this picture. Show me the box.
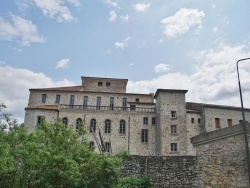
[191,123,250,188]
[121,155,202,187]
[24,76,250,156]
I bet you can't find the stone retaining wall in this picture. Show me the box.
[121,155,202,187]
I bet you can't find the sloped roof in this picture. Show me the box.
[25,105,59,110]
[30,86,83,92]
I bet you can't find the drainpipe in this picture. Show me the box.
[128,115,130,154]
[200,103,206,133]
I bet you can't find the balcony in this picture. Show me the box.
[60,104,155,113]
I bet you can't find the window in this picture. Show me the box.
[119,120,126,134]
[96,96,101,110]
[135,98,140,102]
[191,118,194,124]
[89,141,94,148]
[152,117,156,125]
[198,118,201,124]
[141,129,148,143]
[171,111,177,118]
[76,118,82,131]
[62,117,68,127]
[37,116,44,125]
[98,82,103,86]
[171,143,178,152]
[143,117,148,125]
[215,118,220,129]
[171,125,177,133]
[90,119,96,133]
[227,119,232,127]
[83,96,88,108]
[110,97,114,110]
[55,94,60,104]
[122,98,127,110]
[105,119,111,133]
[239,120,243,125]
[106,82,111,87]
[130,105,136,111]
[105,142,111,152]
[42,94,47,103]
[70,95,75,108]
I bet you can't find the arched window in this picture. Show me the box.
[62,117,68,127]
[119,120,126,134]
[90,119,96,133]
[105,119,111,133]
[76,118,82,131]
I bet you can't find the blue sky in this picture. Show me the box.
[1,0,250,123]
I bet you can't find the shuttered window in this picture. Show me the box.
[215,118,220,129]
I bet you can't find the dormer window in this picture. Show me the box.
[98,82,103,86]
[106,82,111,87]
[135,98,140,102]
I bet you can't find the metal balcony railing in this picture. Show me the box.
[60,104,155,113]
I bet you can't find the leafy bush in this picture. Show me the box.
[116,176,151,188]
[0,120,123,188]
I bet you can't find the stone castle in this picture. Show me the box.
[24,76,250,156]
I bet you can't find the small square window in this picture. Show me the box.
[239,120,243,125]
[171,125,177,133]
[89,141,94,148]
[152,117,156,125]
[106,82,111,87]
[42,94,47,103]
[171,111,177,118]
[105,142,111,152]
[143,117,148,125]
[191,118,194,124]
[215,118,220,129]
[171,143,178,152]
[130,105,136,111]
[98,82,103,86]
[141,129,148,143]
[135,98,140,102]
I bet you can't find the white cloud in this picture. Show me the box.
[120,14,129,22]
[213,26,218,33]
[32,0,81,22]
[115,37,130,49]
[0,61,6,65]
[0,65,75,123]
[133,3,150,13]
[154,64,172,73]
[127,43,250,108]
[129,63,134,66]
[104,0,119,8]
[161,8,205,38]
[55,58,70,69]
[212,4,216,9]
[0,15,45,46]
[109,11,117,22]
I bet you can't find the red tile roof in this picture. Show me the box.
[25,105,59,110]
[30,86,83,92]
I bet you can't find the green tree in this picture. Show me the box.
[0,103,17,131]
[0,119,122,188]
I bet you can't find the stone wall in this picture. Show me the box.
[191,123,250,188]
[121,155,202,187]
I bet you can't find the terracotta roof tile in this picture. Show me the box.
[25,105,59,110]
[30,86,83,92]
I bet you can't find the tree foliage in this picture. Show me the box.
[0,119,122,188]
[116,176,151,188]
[0,103,17,131]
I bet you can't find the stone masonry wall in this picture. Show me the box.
[192,124,250,188]
[121,155,202,187]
